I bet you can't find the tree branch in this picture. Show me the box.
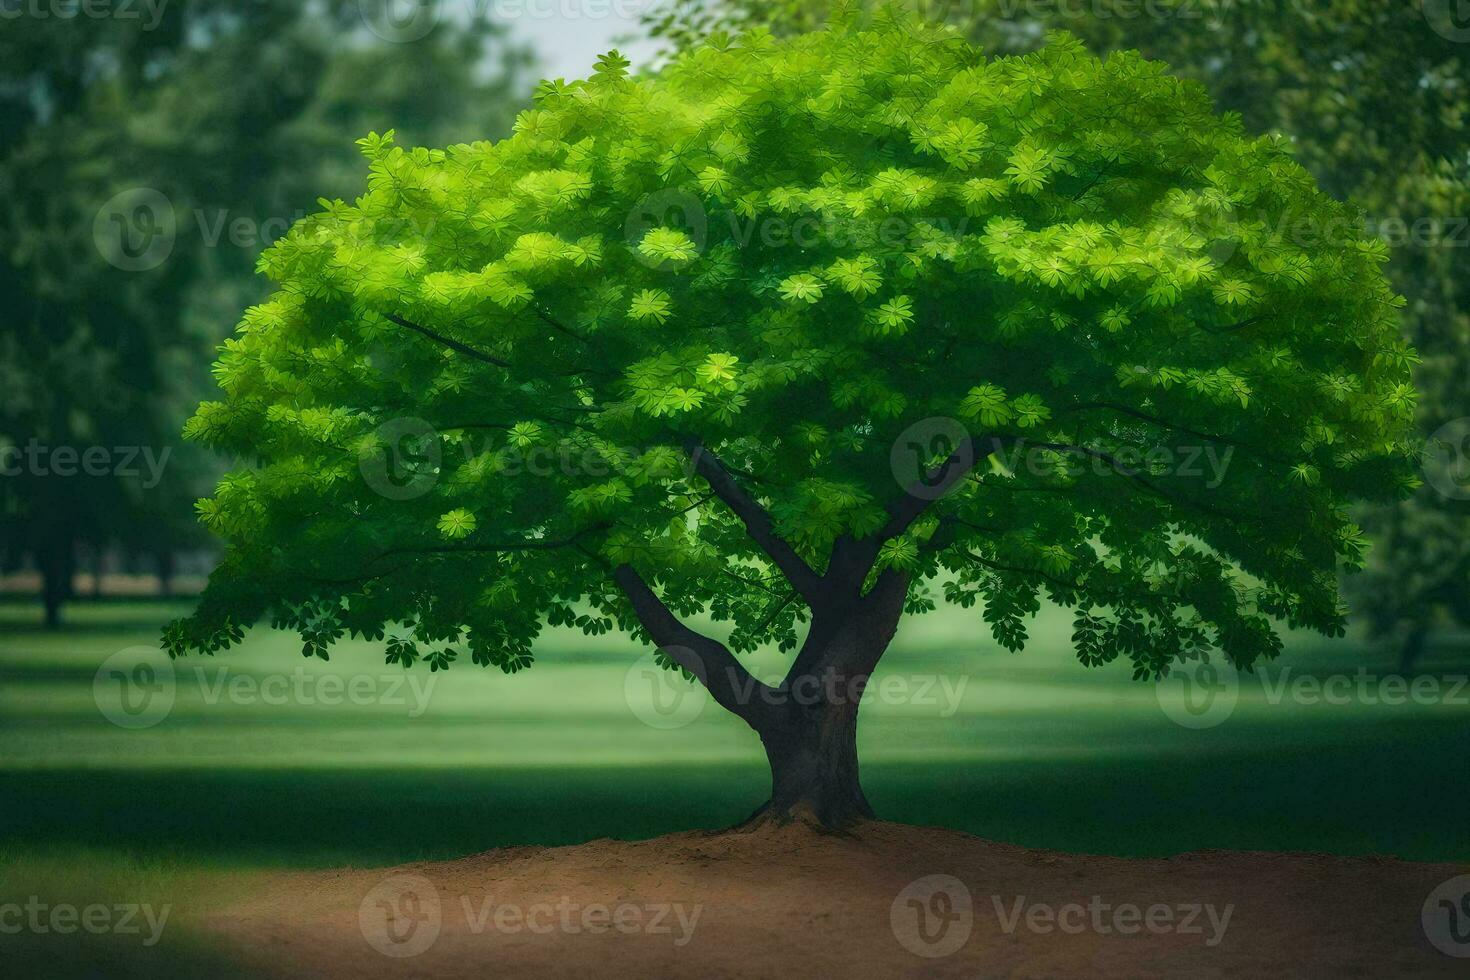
[684,440,824,605]
[824,434,999,594]
[1022,440,1252,522]
[878,434,1000,542]
[367,524,610,565]
[1062,401,1292,467]
[384,313,512,368]
[613,564,775,728]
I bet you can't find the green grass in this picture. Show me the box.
[2,598,1466,975]
[2,598,1467,876]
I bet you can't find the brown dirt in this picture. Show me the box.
[200,819,1466,978]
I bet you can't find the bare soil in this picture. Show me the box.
[201,819,1466,978]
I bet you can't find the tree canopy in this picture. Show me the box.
[683,2,1467,663]
[168,12,1417,686]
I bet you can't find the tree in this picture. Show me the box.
[0,3,526,626]
[677,2,1470,666]
[167,13,1416,829]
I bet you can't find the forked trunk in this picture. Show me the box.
[737,571,906,832]
[614,531,910,835]
[740,599,899,834]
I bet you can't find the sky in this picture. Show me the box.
[499,1,664,80]
[358,0,666,83]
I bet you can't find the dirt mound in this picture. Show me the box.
[202,820,1466,978]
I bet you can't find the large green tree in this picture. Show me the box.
[170,14,1416,827]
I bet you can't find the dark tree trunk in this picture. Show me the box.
[156,549,175,598]
[750,694,873,829]
[39,531,74,630]
[42,580,63,629]
[1399,622,1428,674]
[90,543,106,600]
[736,565,908,832]
[614,440,959,836]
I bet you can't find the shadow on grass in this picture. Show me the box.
[3,728,1467,870]
[1,933,252,980]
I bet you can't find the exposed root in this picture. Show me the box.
[721,800,873,838]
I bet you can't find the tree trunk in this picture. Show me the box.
[1399,622,1428,674]
[156,549,175,598]
[737,569,908,832]
[38,526,74,630]
[751,694,873,830]
[91,544,106,600]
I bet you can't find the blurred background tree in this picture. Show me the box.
[0,1,530,626]
[652,0,1469,665]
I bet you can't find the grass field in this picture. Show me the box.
[1,598,1468,972]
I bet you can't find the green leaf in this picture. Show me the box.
[437,509,477,539]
